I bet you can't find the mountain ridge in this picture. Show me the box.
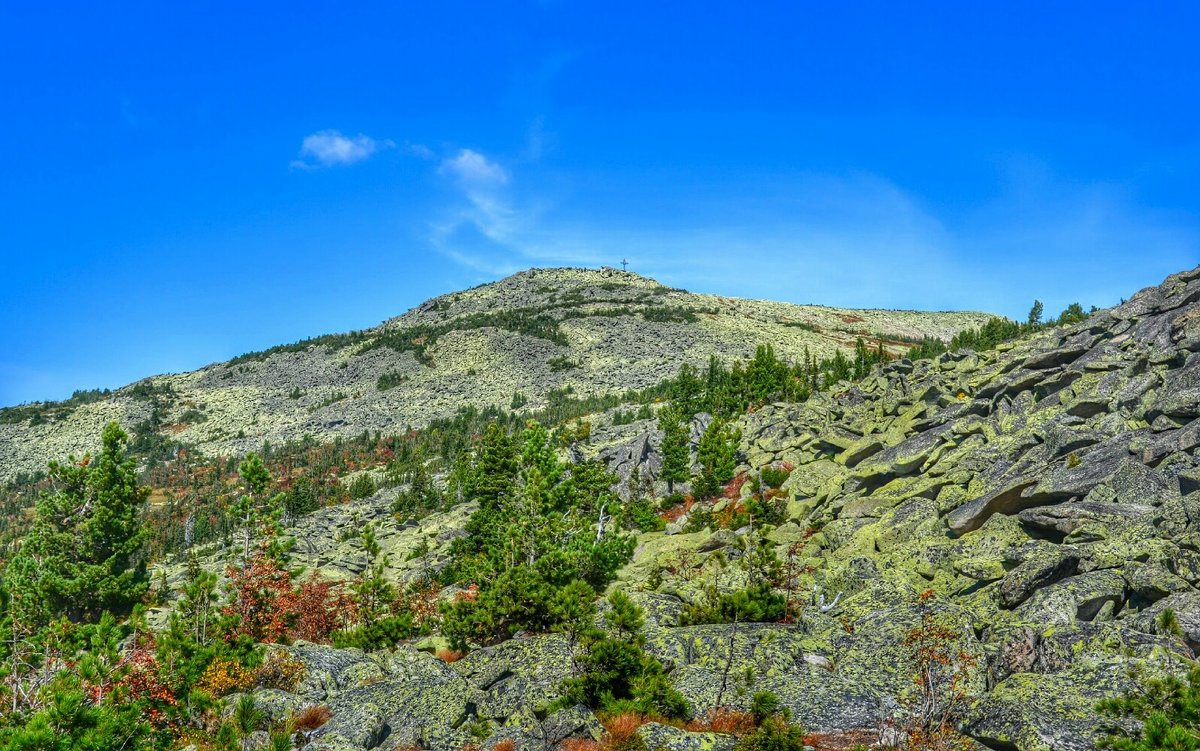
[0,266,994,482]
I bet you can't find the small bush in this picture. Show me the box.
[759,465,792,490]
[255,651,306,691]
[688,708,757,734]
[733,715,806,751]
[624,496,666,532]
[348,473,378,500]
[681,583,787,626]
[377,371,410,391]
[1098,664,1200,751]
[195,657,254,698]
[330,613,418,651]
[600,713,650,751]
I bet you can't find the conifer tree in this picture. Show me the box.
[7,422,149,625]
[694,417,741,499]
[657,407,691,495]
[1027,299,1044,327]
[232,452,278,561]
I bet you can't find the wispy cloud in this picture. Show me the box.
[424,152,1198,317]
[439,149,509,187]
[428,146,598,277]
[404,142,437,161]
[292,130,393,169]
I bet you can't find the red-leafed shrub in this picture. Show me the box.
[113,645,178,729]
[223,549,298,643]
[723,472,750,499]
[660,496,695,524]
[292,575,352,642]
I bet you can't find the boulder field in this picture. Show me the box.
[209,267,1200,750]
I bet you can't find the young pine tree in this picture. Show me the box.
[657,407,691,495]
[694,418,741,500]
[7,422,149,625]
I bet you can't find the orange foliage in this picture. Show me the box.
[195,657,253,697]
[398,580,442,628]
[107,645,178,729]
[723,472,749,500]
[223,548,354,645]
[223,549,298,643]
[600,712,650,745]
[898,591,979,751]
[802,730,880,750]
[686,708,756,734]
[436,648,465,663]
[660,496,695,524]
[560,740,602,751]
[492,740,516,751]
[715,500,746,530]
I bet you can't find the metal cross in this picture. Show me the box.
[620,258,628,272]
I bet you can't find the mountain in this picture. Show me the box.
[137,266,1200,750]
[0,267,992,482]
[21,264,1200,750]
[100,265,1190,748]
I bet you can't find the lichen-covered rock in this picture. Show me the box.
[637,722,737,751]
[964,661,1142,751]
[454,633,575,727]
[539,704,605,745]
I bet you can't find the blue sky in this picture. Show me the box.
[1,2,1197,406]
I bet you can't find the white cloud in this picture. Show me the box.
[424,160,1198,319]
[439,149,509,187]
[292,130,392,169]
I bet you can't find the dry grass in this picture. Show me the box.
[660,496,695,524]
[491,740,515,751]
[599,713,654,750]
[291,704,332,731]
[686,708,756,734]
[436,647,466,663]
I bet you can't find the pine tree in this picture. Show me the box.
[7,422,149,625]
[657,407,691,495]
[695,417,741,499]
[232,452,278,561]
[351,525,394,623]
[470,423,519,510]
[1027,299,1044,327]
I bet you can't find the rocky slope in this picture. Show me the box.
[0,267,990,483]
[210,266,1200,751]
